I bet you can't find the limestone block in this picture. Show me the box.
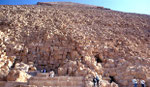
[95,65,103,75]
[58,67,67,75]
[70,50,80,59]
[100,80,110,87]
[83,56,92,65]
[19,85,37,87]
[0,66,9,80]
[110,82,119,87]
[57,50,64,55]
[60,81,71,86]
[72,81,83,86]
[75,67,88,76]
[98,53,105,62]
[7,70,31,82]
[29,66,37,72]
[0,81,6,87]
[53,46,59,51]
[5,60,13,68]
[36,73,49,77]
[0,61,5,68]
[107,68,117,76]
[118,80,128,86]
[53,54,62,60]
[85,81,93,87]
[15,62,30,72]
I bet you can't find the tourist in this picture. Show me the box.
[93,77,97,87]
[132,79,138,87]
[93,73,100,87]
[41,69,43,73]
[49,71,55,77]
[140,80,146,87]
[43,69,46,73]
[96,73,100,87]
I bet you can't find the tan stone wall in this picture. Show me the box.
[0,3,150,87]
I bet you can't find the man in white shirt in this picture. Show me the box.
[132,79,138,87]
[140,80,146,87]
[49,71,55,77]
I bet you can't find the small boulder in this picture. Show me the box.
[14,62,30,72]
[7,70,31,82]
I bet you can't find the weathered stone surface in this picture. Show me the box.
[0,81,6,87]
[19,85,37,87]
[14,62,30,72]
[7,70,31,82]
[28,66,37,72]
[0,2,150,87]
[0,48,16,80]
[110,82,119,87]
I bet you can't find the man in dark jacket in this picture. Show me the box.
[96,74,100,87]
[43,69,46,73]
[93,77,97,87]
[93,73,100,87]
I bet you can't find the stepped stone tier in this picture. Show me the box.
[28,74,85,87]
[0,73,86,87]
[0,1,150,87]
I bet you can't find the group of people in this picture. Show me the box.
[132,79,146,87]
[41,69,47,73]
[92,74,146,87]
[41,69,55,77]
[40,69,146,87]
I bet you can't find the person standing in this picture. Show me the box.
[96,73,100,87]
[140,80,146,87]
[41,69,43,73]
[93,77,97,87]
[49,71,55,77]
[132,79,138,87]
[43,69,46,73]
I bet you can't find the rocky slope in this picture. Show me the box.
[0,2,150,87]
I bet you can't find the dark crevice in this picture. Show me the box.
[66,52,71,59]
[0,20,11,26]
[10,58,18,69]
[109,76,117,83]
[39,64,46,66]
[66,68,69,74]
[95,54,102,63]
[80,56,84,63]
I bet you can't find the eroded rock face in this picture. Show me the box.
[7,70,31,82]
[14,62,30,72]
[0,44,16,80]
[0,2,150,86]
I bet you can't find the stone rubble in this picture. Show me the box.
[0,2,150,87]
[7,70,31,82]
